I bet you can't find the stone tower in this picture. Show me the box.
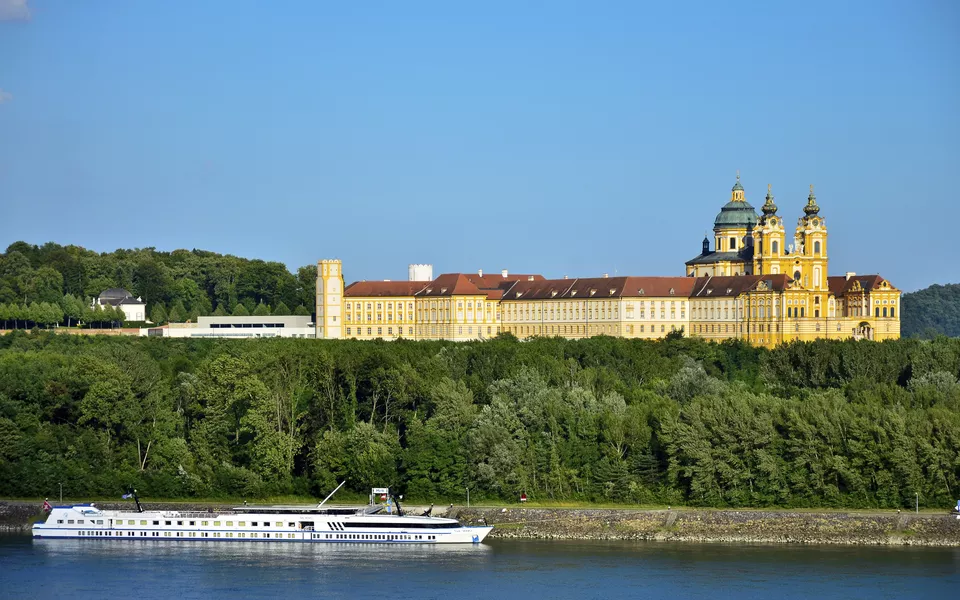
[316,259,344,339]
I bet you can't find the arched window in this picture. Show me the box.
[772,240,779,255]
[793,271,801,282]
[814,241,821,255]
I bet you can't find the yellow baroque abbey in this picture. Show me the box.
[317,176,900,347]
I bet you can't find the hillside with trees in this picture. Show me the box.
[1,332,959,510]
[902,283,960,339]
[0,241,315,326]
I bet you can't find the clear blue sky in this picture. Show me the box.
[1,1,957,291]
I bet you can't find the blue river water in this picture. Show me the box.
[1,536,957,600]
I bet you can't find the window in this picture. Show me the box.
[876,307,881,317]
[772,240,779,255]
[730,237,737,250]
[814,241,821,255]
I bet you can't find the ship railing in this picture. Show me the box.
[161,511,225,519]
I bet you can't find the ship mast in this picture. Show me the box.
[317,481,346,507]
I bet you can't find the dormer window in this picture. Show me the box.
[571,290,577,296]
[669,288,675,296]
[638,289,644,295]
[440,288,447,294]
[589,290,597,296]
[726,288,732,294]
[609,289,616,295]
[550,291,558,297]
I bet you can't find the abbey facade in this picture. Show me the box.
[316,176,900,347]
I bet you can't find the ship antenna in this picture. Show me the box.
[318,481,346,507]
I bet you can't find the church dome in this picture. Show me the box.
[714,201,758,229]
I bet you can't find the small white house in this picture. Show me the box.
[95,288,147,322]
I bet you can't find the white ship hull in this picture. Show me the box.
[33,504,492,545]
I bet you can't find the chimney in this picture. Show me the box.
[602,273,609,278]
[478,269,483,277]
[845,272,856,281]
[501,269,508,278]
[527,276,535,281]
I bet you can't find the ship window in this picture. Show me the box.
[239,522,246,527]
[57,520,64,524]
[214,521,221,526]
[289,523,295,528]
[141,520,147,525]
[252,522,258,526]
[276,522,282,527]
[226,521,233,526]
[177,521,183,525]
[202,521,208,526]
[189,521,195,526]
[264,523,270,528]
[165,521,172,525]
[153,521,159,525]
[68,520,74,524]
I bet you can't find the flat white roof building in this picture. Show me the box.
[141,315,315,339]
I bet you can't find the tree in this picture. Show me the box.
[233,304,249,317]
[253,302,271,317]
[60,294,84,327]
[168,300,186,323]
[26,267,64,303]
[273,301,291,316]
[212,305,227,317]
[293,304,310,316]
[150,303,167,325]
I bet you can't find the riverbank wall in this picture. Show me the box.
[455,507,960,546]
[5,501,959,545]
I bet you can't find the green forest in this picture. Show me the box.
[902,284,960,339]
[1,331,959,509]
[0,241,316,327]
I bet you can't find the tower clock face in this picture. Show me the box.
[770,218,776,226]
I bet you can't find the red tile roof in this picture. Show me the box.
[690,274,790,297]
[416,273,485,297]
[464,273,545,290]
[827,275,896,297]
[500,276,697,301]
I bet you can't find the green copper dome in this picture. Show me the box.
[714,200,758,228]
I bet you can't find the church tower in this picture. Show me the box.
[752,184,786,275]
[316,259,344,339]
[789,186,828,291]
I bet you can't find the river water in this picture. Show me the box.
[1,536,956,599]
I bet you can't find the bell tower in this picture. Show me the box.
[791,186,828,290]
[753,184,785,275]
[316,259,344,339]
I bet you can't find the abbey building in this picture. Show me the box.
[316,176,900,347]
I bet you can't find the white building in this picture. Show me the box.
[140,315,315,339]
[95,288,147,322]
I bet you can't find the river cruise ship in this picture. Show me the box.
[32,486,492,545]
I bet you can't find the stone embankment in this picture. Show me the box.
[454,507,960,546]
[6,500,959,545]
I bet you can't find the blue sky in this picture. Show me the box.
[1,1,957,291]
